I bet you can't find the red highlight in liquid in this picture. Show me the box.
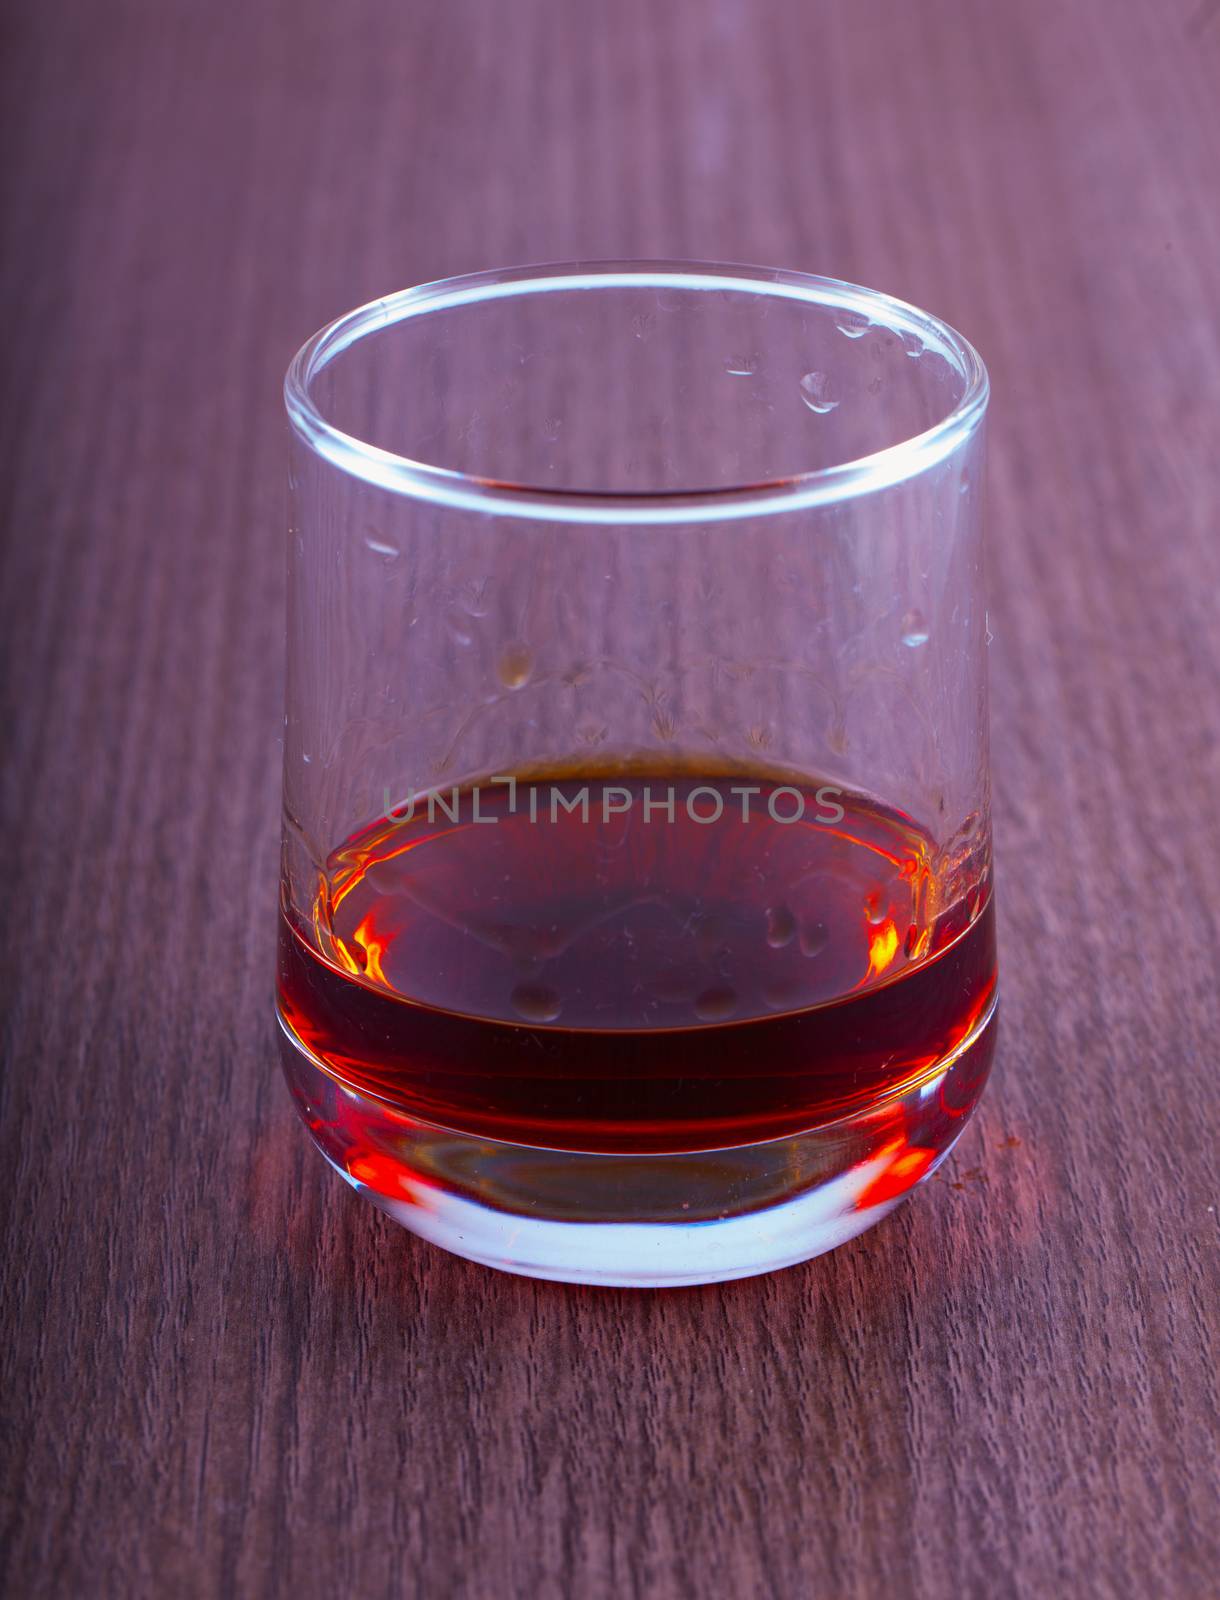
[278,771,997,1155]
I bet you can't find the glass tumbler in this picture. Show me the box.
[278,262,996,1286]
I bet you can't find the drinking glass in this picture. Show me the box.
[278,262,995,1286]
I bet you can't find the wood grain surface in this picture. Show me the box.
[2,2,1218,1596]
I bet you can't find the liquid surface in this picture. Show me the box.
[278,770,996,1152]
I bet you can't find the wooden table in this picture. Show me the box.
[3,2,1217,1595]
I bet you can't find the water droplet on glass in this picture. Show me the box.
[835,313,871,340]
[864,892,888,926]
[694,915,727,963]
[510,983,562,1023]
[799,921,828,957]
[497,644,533,689]
[901,609,930,647]
[446,611,474,647]
[762,978,799,1011]
[461,579,492,616]
[765,905,796,948]
[694,984,737,1022]
[363,528,400,558]
[901,331,926,359]
[726,354,757,376]
[799,371,840,413]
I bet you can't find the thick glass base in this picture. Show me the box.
[278,998,997,1287]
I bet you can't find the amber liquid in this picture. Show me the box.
[278,768,996,1154]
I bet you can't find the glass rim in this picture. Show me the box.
[284,259,989,526]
